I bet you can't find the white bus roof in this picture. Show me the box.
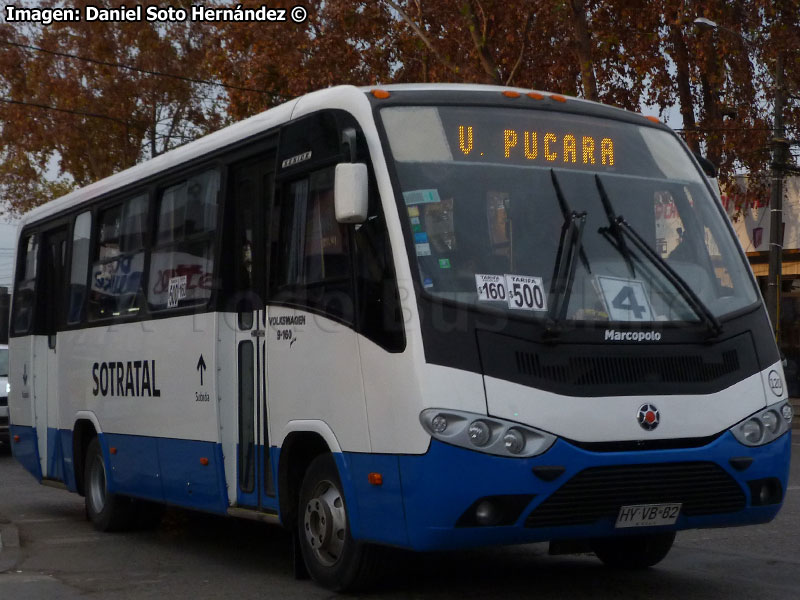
[17,83,631,229]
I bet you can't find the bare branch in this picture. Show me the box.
[506,11,535,86]
[384,0,460,76]
[461,0,502,83]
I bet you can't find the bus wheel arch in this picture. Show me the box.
[278,431,331,528]
[72,419,98,497]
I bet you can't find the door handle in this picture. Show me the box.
[251,330,265,338]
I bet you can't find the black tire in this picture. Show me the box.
[592,531,676,569]
[84,437,135,532]
[297,453,383,591]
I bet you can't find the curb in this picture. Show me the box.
[0,516,20,573]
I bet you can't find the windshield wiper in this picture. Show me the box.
[548,170,588,328]
[594,175,723,338]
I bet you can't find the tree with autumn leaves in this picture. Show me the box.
[1,0,798,214]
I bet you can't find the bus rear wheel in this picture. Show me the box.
[84,437,135,531]
[591,532,676,569]
[297,453,382,591]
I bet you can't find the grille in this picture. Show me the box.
[525,462,745,528]
[477,330,758,396]
[515,350,739,387]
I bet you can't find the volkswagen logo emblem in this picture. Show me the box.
[637,404,660,431]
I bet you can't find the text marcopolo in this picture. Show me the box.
[604,329,662,342]
[4,4,307,25]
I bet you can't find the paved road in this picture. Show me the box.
[1,440,798,599]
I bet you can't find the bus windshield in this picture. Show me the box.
[381,105,759,324]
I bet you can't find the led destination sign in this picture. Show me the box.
[382,106,676,178]
[457,125,615,166]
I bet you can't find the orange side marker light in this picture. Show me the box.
[368,472,383,486]
[371,89,391,99]
[110,447,117,455]
[200,457,210,466]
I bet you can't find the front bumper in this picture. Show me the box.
[394,430,791,551]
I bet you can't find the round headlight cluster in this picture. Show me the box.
[731,402,791,447]
[419,409,556,458]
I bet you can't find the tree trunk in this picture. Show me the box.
[568,0,599,101]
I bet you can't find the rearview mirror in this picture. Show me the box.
[334,163,369,224]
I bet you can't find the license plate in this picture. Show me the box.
[615,503,681,528]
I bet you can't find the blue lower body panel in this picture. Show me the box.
[390,430,791,551]
[9,424,41,481]
[101,433,229,514]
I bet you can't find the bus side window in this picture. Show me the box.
[149,170,219,311]
[272,167,354,323]
[11,234,38,335]
[89,195,147,320]
[67,211,91,324]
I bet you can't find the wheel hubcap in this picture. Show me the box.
[303,480,346,566]
[89,455,107,513]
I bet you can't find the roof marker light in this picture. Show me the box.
[550,94,568,103]
[527,92,545,100]
[502,90,521,98]
[371,89,390,99]
[644,115,661,123]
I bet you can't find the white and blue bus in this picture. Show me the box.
[8,84,793,591]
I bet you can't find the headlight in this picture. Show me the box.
[468,420,492,447]
[420,408,556,458]
[731,402,792,447]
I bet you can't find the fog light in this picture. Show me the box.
[431,414,448,433]
[748,478,783,506]
[474,500,500,526]
[468,420,491,446]
[761,410,780,434]
[741,419,764,445]
[503,428,526,454]
[781,404,794,422]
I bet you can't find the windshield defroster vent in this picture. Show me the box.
[478,330,758,396]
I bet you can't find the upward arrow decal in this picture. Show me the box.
[197,355,207,386]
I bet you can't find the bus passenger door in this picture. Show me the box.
[231,156,277,511]
[33,225,68,480]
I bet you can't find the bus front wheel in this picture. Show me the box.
[84,437,135,531]
[591,531,676,569]
[297,453,381,591]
